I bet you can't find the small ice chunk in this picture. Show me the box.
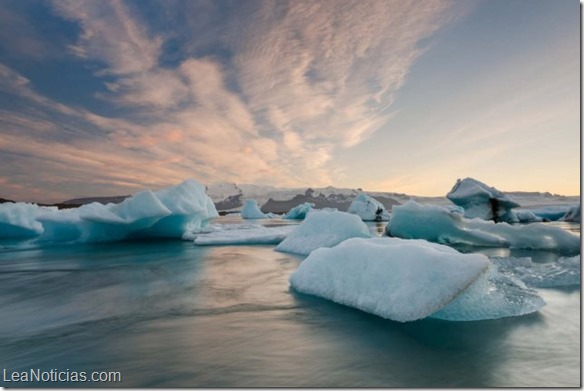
[193,225,296,245]
[560,205,581,222]
[241,199,267,219]
[290,237,491,322]
[276,210,371,255]
[284,202,315,220]
[347,194,390,221]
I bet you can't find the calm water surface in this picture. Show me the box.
[0,217,580,387]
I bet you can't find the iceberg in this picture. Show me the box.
[560,205,581,222]
[290,237,544,322]
[347,194,390,221]
[284,202,315,220]
[387,201,579,254]
[241,199,267,219]
[192,225,296,245]
[276,210,371,255]
[37,179,218,242]
[528,205,572,221]
[0,203,57,238]
[491,256,580,288]
[447,178,520,223]
[514,209,543,223]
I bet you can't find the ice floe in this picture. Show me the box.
[191,225,296,245]
[387,201,579,254]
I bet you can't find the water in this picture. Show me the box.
[0,217,580,387]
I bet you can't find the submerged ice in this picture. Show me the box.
[290,237,545,322]
[491,256,581,288]
[387,201,579,254]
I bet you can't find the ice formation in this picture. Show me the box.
[191,225,296,245]
[290,237,545,322]
[514,209,543,223]
[0,203,57,238]
[347,194,390,221]
[37,179,218,242]
[560,205,581,222]
[430,267,545,321]
[491,256,580,288]
[241,199,267,219]
[528,205,572,221]
[387,201,579,254]
[276,210,371,255]
[447,178,520,222]
[284,202,315,220]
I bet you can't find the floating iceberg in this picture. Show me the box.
[284,202,315,220]
[192,225,296,245]
[290,237,544,322]
[447,178,520,223]
[528,205,572,221]
[347,194,390,221]
[241,199,267,219]
[387,201,579,254]
[0,203,57,238]
[514,209,542,223]
[491,256,580,288]
[37,179,218,242]
[560,205,581,222]
[276,210,371,255]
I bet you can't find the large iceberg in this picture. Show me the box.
[241,199,267,219]
[387,201,579,254]
[276,210,371,255]
[290,237,544,322]
[284,202,315,220]
[0,203,57,238]
[37,179,218,242]
[347,194,390,221]
[447,178,520,223]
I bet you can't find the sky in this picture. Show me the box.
[0,0,579,202]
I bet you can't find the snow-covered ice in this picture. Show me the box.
[191,225,296,245]
[491,256,580,288]
[284,202,315,220]
[290,237,544,322]
[0,203,57,238]
[241,199,267,219]
[387,201,579,254]
[276,210,371,255]
[447,178,520,223]
[347,194,390,221]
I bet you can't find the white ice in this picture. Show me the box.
[284,202,315,220]
[0,203,57,238]
[347,194,390,221]
[191,225,296,245]
[276,210,371,255]
[291,237,484,322]
[241,199,267,219]
[560,204,581,222]
[447,177,520,223]
[387,201,579,254]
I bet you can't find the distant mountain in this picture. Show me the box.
[61,195,130,206]
[0,197,15,204]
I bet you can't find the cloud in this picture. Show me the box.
[0,0,462,201]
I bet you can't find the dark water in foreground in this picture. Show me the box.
[0,218,580,387]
